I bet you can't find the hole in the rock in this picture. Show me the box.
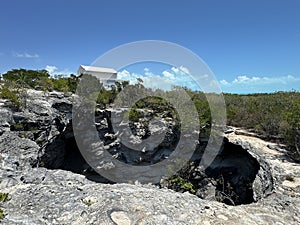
[36,115,267,206]
[60,136,87,173]
[37,123,112,183]
[161,137,266,206]
[205,140,260,205]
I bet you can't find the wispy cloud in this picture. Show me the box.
[118,68,300,94]
[14,52,39,58]
[118,66,200,90]
[45,65,74,77]
[220,75,300,93]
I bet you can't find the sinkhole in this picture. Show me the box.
[36,121,272,206]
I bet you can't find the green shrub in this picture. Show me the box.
[0,208,4,221]
[81,198,93,206]
[170,176,196,194]
[0,87,21,107]
[13,122,24,131]
[0,192,10,221]
[285,175,295,182]
[128,108,141,122]
[0,193,9,202]
[2,69,50,88]
[51,77,70,92]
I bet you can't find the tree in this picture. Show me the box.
[2,69,50,88]
[67,74,79,93]
[284,97,300,157]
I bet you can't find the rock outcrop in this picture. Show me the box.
[0,90,299,224]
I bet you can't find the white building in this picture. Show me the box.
[77,65,117,88]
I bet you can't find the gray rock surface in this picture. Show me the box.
[1,169,299,225]
[0,90,299,224]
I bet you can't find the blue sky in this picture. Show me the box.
[0,0,300,93]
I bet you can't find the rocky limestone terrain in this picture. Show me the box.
[0,89,299,224]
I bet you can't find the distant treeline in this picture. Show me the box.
[224,92,300,157]
[0,68,299,159]
[182,88,300,159]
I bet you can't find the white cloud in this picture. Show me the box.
[144,69,154,77]
[45,65,74,77]
[162,70,175,79]
[45,65,58,75]
[220,75,300,93]
[230,75,263,84]
[220,79,230,85]
[14,52,39,58]
[118,66,226,92]
[117,70,141,84]
[170,66,190,75]
[119,68,300,93]
[232,75,250,83]
[142,76,174,90]
[117,66,201,91]
[117,69,131,80]
[170,67,180,75]
[179,66,190,75]
[118,69,174,90]
[224,75,300,85]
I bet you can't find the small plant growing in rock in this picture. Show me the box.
[0,193,9,202]
[285,175,295,182]
[215,175,237,206]
[0,208,4,221]
[81,198,93,206]
[127,180,134,185]
[170,176,196,194]
[0,192,10,221]
[0,87,22,108]
[13,122,24,131]
[38,161,45,167]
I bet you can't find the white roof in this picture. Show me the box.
[79,65,117,74]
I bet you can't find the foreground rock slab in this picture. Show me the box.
[0,169,299,225]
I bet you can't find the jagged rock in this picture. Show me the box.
[0,132,39,177]
[227,129,300,195]
[0,90,300,224]
[1,169,299,224]
[0,108,13,128]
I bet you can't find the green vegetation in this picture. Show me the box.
[13,122,24,131]
[0,87,21,107]
[0,68,299,159]
[0,208,4,221]
[2,69,49,88]
[0,193,9,203]
[285,174,295,182]
[0,69,80,110]
[224,92,300,159]
[81,198,93,206]
[170,176,196,194]
[51,74,79,93]
[0,68,79,93]
[0,192,10,221]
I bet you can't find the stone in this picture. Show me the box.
[110,211,132,225]
[0,90,299,224]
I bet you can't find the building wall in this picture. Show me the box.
[78,69,117,80]
[77,66,118,89]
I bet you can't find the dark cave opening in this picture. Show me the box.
[205,140,261,205]
[37,122,263,205]
[61,136,112,183]
[60,136,88,173]
[37,123,112,183]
